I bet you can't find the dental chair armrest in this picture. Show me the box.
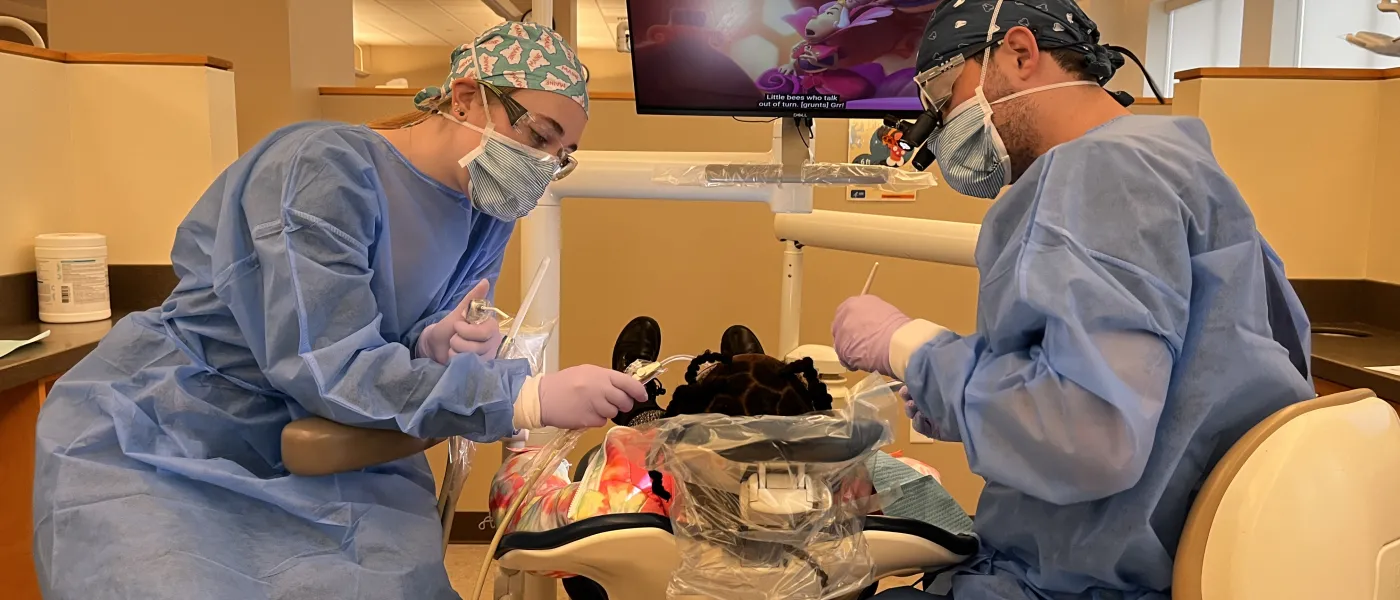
[864,516,979,557]
[674,418,889,464]
[281,417,444,476]
[495,513,674,559]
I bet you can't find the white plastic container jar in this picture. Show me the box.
[35,233,111,323]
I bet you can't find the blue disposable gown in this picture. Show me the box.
[32,122,531,599]
[898,116,1314,599]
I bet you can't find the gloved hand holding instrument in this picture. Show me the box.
[436,258,646,556]
[416,279,503,363]
[469,354,681,600]
[836,263,942,439]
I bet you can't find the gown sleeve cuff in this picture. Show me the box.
[512,374,544,430]
[890,319,947,381]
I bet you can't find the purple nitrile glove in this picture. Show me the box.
[537,365,648,429]
[832,294,911,377]
[449,316,503,359]
[902,386,937,439]
[418,279,492,364]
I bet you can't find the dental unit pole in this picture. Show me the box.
[774,211,981,359]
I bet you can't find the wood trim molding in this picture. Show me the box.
[319,86,417,96]
[1162,0,1203,12]
[1176,66,1400,82]
[0,40,231,70]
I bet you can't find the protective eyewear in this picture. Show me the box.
[479,81,579,181]
[914,55,965,114]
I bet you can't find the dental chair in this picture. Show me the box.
[1174,389,1400,600]
[492,416,978,600]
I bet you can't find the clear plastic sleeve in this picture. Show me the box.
[438,315,556,552]
[847,373,905,426]
[497,317,558,374]
[439,436,478,516]
[654,163,935,192]
[647,411,893,600]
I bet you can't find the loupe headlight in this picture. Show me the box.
[881,111,941,172]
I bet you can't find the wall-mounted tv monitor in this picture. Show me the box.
[625,0,943,119]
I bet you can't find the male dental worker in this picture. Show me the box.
[833,1,1315,598]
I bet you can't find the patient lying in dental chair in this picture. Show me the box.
[488,319,973,544]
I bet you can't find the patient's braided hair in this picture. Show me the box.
[648,351,834,500]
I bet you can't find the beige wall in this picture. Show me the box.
[1173,75,1385,279]
[354,45,637,96]
[65,64,239,264]
[0,51,68,276]
[1368,78,1400,284]
[49,0,353,153]
[356,44,455,89]
[577,48,634,94]
[0,52,237,275]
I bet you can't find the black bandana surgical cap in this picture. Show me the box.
[918,0,1125,87]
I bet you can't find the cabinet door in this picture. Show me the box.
[1314,378,1352,397]
[1,378,51,600]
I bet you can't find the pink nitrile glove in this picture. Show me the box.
[832,294,911,377]
[536,365,648,429]
[417,279,492,365]
[901,386,937,439]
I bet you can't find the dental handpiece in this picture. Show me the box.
[464,299,510,324]
[626,354,698,385]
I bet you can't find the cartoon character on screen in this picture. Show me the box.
[853,125,903,167]
[761,0,942,101]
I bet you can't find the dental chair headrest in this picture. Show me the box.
[669,415,888,464]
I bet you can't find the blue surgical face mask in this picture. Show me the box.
[451,110,560,221]
[931,0,1096,199]
[931,80,1095,199]
[930,87,1010,199]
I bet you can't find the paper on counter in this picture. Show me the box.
[0,330,50,360]
[1366,365,1400,377]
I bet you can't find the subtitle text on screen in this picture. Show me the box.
[757,94,847,111]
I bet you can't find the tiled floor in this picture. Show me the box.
[446,544,921,599]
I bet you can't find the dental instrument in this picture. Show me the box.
[466,299,512,325]
[624,353,697,387]
[862,262,881,295]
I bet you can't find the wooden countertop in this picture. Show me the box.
[0,40,232,70]
[1176,66,1400,82]
[0,312,133,392]
[1311,322,1400,401]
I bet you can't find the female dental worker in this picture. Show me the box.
[32,22,643,600]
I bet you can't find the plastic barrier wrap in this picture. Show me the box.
[654,163,935,192]
[647,409,893,600]
[497,317,557,374]
[438,316,557,551]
